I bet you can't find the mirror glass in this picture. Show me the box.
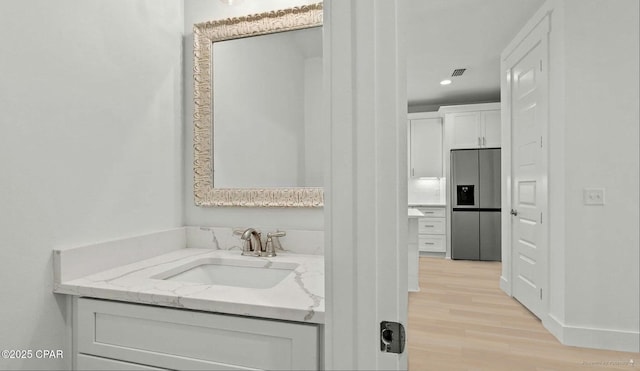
[213,27,323,189]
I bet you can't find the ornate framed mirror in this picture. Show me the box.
[193,3,323,207]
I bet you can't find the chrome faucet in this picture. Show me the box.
[240,228,263,256]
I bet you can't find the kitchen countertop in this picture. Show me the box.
[408,208,425,218]
[54,248,325,324]
[409,203,446,208]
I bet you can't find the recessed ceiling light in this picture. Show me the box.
[440,79,452,86]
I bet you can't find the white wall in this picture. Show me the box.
[184,0,324,230]
[560,0,639,342]
[0,1,184,369]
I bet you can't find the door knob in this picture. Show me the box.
[510,209,518,216]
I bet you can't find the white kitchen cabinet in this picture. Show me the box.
[409,113,443,178]
[448,112,481,149]
[74,298,320,371]
[414,206,447,253]
[482,109,501,147]
[440,103,501,149]
[418,218,445,234]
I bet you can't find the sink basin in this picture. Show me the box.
[156,258,298,289]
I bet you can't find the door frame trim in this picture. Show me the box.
[500,13,551,319]
[323,1,407,369]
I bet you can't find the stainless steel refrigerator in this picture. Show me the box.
[451,148,501,261]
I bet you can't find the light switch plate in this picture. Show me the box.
[583,188,605,205]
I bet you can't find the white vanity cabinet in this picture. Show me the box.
[415,207,447,253]
[440,103,501,149]
[408,113,443,178]
[77,355,168,370]
[74,298,320,371]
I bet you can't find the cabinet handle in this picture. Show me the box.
[478,137,481,146]
[483,137,486,146]
[411,168,414,176]
[424,225,434,228]
[423,242,435,245]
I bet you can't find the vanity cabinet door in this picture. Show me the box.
[75,298,319,371]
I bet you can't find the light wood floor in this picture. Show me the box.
[408,257,639,371]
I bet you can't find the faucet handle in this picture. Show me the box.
[267,231,286,238]
[263,231,286,257]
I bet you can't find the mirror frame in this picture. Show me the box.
[193,3,324,208]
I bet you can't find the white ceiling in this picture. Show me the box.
[405,0,545,111]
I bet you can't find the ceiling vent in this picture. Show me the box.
[451,68,466,77]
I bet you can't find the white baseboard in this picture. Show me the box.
[543,313,564,341]
[418,251,446,258]
[544,314,640,353]
[499,276,511,296]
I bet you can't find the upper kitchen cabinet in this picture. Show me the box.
[409,112,443,178]
[440,103,501,149]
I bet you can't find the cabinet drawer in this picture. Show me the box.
[76,298,319,371]
[418,235,446,252]
[415,207,445,218]
[418,218,445,234]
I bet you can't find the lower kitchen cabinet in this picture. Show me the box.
[408,216,420,292]
[415,207,447,253]
[74,298,320,371]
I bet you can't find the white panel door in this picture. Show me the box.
[509,33,547,319]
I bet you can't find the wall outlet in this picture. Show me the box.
[583,188,605,205]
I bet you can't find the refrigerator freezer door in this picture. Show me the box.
[479,211,501,261]
[451,211,479,260]
[479,149,501,209]
[451,150,479,208]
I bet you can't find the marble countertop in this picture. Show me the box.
[54,248,325,324]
